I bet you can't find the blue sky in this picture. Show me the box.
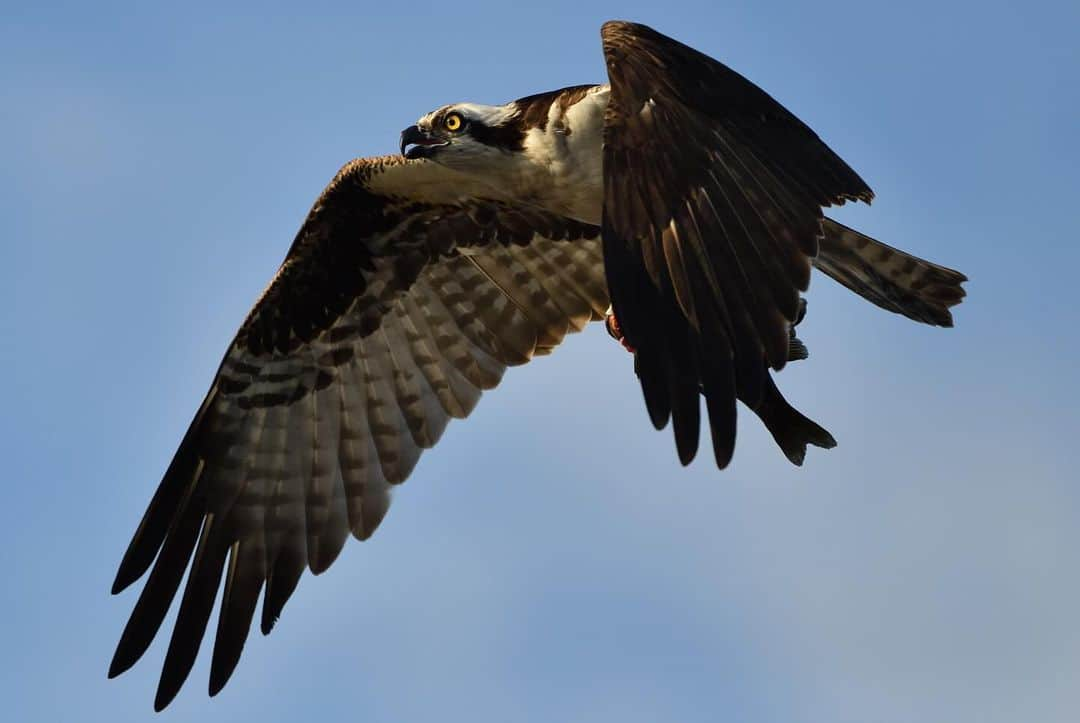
[3,1,1079,721]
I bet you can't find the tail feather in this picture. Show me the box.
[750,373,836,466]
[815,219,967,327]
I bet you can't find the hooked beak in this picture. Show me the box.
[399,125,448,160]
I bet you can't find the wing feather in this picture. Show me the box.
[335,345,392,541]
[397,291,485,415]
[108,467,204,678]
[111,155,608,708]
[504,245,595,332]
[260,436,307,635]
[453,260,541,363]
[408,277,506,391]
[601,20,872,464]
[392,298,478,418]
[468,242,574,354]
[533,238,610,321]
[358,331,421,485]
[305,383,349,573]
[155,514,227,711]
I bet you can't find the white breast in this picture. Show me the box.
[519,85,609,225]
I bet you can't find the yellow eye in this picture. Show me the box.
[444,113,463,132]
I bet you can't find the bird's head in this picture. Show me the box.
[399,102,524,174]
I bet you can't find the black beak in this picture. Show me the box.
[399,125,447,160]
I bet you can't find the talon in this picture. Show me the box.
[604,307,635,354]
[605,310,622,340]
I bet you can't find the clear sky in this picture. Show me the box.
[3,1,1079,721]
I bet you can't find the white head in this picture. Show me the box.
[399,102,525,175]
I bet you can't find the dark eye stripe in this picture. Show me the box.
[468,119,525,151]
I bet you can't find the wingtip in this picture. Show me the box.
[712,447,734,471]
[207,651,242,698]
[709,424,736,470]
[109,616,160,681]
[672,413,700,466]
[677,445,697,467]
[154,684,179,713]
[107,656,126,680]
[208,672,230,699]
[155,657,192,711]
[111,565,139,596]
[108,647,135,680]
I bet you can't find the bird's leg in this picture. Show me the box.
[604,306,636,353]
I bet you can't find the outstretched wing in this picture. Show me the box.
[109,155,608,710]
[599,20,874,467]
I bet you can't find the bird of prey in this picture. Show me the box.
[109,20,967,710]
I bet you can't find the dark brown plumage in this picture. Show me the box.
[600,20,934,468]
[111,20,967,711]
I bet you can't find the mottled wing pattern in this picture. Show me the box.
[599,21,874,468]
[109,155,607,710]
[815,218,968,327]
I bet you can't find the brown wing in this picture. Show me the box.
[599,20,874,467]
[109,155,607,710]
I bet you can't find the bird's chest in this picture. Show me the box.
[515,88,609,226]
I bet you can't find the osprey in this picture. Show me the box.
[110,21,967,709]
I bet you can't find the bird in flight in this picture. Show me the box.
[109,20,967,710]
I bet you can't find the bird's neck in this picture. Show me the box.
[506,85,610,225]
